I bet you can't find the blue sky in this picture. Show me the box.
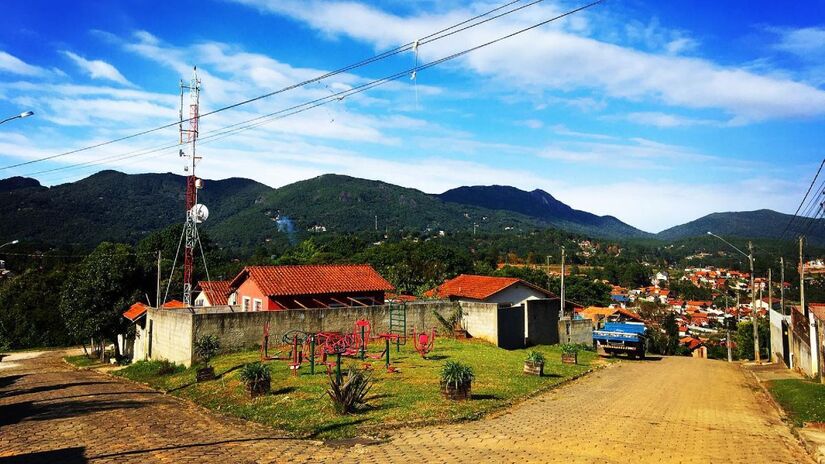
[1,0,824,232]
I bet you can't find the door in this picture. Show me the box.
[781,320,790,368]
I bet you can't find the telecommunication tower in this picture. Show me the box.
[178,67,204,306]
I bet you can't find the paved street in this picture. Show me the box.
[0,350,813,463]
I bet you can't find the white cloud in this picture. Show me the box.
[772,26,825,58]
[624,111,716,128]
[62,51,132,86]
[516,118,543,129]
[0,51,48,76]
[232,0,825,123]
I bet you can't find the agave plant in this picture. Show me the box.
[440,361,474,388]
[327,366,373,414]
[239,362,271,397]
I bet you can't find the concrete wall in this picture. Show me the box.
[769,308,788,364]
[146,308,194,366]
[559,318,593,345]
[525,299,561,346]
[459,301,499,345]
[792,307,814,377]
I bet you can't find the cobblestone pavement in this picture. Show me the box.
[0,350,813,463]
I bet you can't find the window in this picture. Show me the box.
[254,299,263,312]
[242,297,251,312]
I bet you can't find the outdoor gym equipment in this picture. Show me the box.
[413,327,436,358]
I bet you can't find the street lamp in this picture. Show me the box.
[707,231,760,362]
[0,239,19,249]
[0,111,34,125]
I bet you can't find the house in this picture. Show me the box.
[426,274,556,307]
[194,280,231,306]
[228,264,394,311]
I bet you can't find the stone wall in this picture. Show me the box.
[558,318,593,345]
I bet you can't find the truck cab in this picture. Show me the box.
[593,321,647,359]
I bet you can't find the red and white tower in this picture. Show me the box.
[179,67,202,306]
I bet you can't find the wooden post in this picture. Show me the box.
[310,335,315,375]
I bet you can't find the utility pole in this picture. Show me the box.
[749,241,760,363]
[375,215,378,231]
[560,246,566,319]
[725,291,732,362]
[782,256,791,368]
[156,251,161,308]
[768,267,773,362]
[800,236,805,373]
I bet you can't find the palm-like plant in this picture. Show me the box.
[327,366,373,414]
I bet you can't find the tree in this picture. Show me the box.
[59,242,144,360]
[0,268,73,349]
[735,318,770,361]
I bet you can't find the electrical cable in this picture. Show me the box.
[16,0,604,182]
[0,0,553,171]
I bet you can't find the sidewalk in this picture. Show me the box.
[745,362,825,464]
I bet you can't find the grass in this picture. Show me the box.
[115,339,600,439]
[64,354,108,368]
[769,378,825,427]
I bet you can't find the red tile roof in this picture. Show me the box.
[123,302,148,322]
[197,280,231,305]
[162,300,186,308]
[230,265,394,297]
[809,303,825,321]
[426,274,556,301]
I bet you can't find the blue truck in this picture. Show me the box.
[592,321,647,359]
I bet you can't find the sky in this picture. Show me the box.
[1,0,824,233]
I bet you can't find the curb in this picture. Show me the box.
[744,366,824,464]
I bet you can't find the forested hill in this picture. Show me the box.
[0,172,544,249]
[439,185,650,239]
[0,170,271,248]
[1,171,818,250]
[655,209,825,246]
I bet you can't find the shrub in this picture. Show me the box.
[239,362,271,386]
[440,361,474,388]
[560,343,581,355]
[525,351,545,364]
[327,366,373,414]
[157,360,181,375]
[194,335,220,366]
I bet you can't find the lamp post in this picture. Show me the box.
[0,111,34,125]
[708,231,760,362]
[0,239,19,249]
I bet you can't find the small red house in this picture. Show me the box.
[228,264,394,311]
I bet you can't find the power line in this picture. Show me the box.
[16,0,605,181]
[0,0,553,172]
[780,158,825,240]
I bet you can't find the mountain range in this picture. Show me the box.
[1,170,821,249]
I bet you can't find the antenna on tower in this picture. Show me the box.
[177,66,207,307]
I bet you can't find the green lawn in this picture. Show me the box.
[64,354,108,368]
[115,339,599,439]
[769,379,825,427]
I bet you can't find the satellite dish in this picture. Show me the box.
[190,204,209,223]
